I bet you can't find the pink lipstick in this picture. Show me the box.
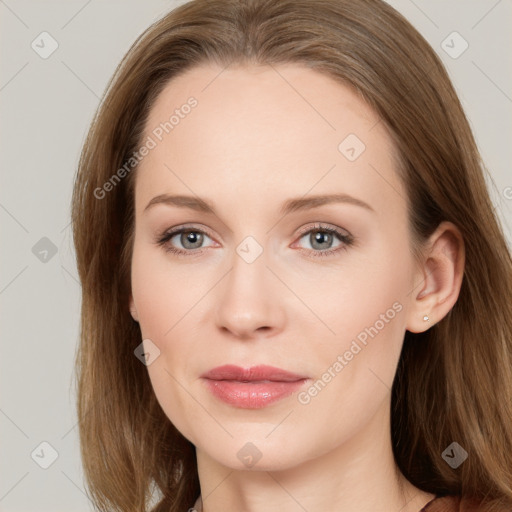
[200,364,309,409]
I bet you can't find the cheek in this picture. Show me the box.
[131,241,202,339]
[300,234,411,347]
[292,302,406,455]
[295,237,411,416]
[131,243,205,440]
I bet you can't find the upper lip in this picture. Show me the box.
[201,364,308,382]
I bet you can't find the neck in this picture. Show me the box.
[194,398,435,512]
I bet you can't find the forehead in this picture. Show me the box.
[135,63,405,218]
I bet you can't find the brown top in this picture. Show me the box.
[192,495,486,511]
[420,495,484,512]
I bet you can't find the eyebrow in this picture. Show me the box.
[143,193,375,215]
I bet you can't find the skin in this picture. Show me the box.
[129,63,465,512]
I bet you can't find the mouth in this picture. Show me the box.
[201,364,308,382]
[200,364,310,409]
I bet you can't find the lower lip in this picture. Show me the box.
[202,379,308,409]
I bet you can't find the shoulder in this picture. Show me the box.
[422,495,509,512]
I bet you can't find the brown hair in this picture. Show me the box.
[71,0,512,510]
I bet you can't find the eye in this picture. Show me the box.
[155,222,354,259]
[155,225,216,256]
[292,223,354,258]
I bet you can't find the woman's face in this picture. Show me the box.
[129,63,424,470]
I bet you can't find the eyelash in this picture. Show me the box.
[155,222,354,259]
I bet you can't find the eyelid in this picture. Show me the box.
[295,222,351,238]
[157,222,350,242]
[159,223,216,240]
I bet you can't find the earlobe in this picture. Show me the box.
[406,221,465,334]
[129,295,139,322]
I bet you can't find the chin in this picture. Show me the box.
[201,438,316,473]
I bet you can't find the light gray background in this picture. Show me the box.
[1,1,511,510]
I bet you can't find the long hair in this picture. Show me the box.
[71,0,512,510]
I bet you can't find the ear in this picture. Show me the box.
[129,294,139,322]
[406,221,465,333]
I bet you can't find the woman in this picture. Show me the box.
[71,0,512,511]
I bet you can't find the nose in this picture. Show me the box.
[214,247,286,340]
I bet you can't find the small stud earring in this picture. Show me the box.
[423,315,430,321]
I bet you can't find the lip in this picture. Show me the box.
[201,364,308,382]
[200,365,309,409]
